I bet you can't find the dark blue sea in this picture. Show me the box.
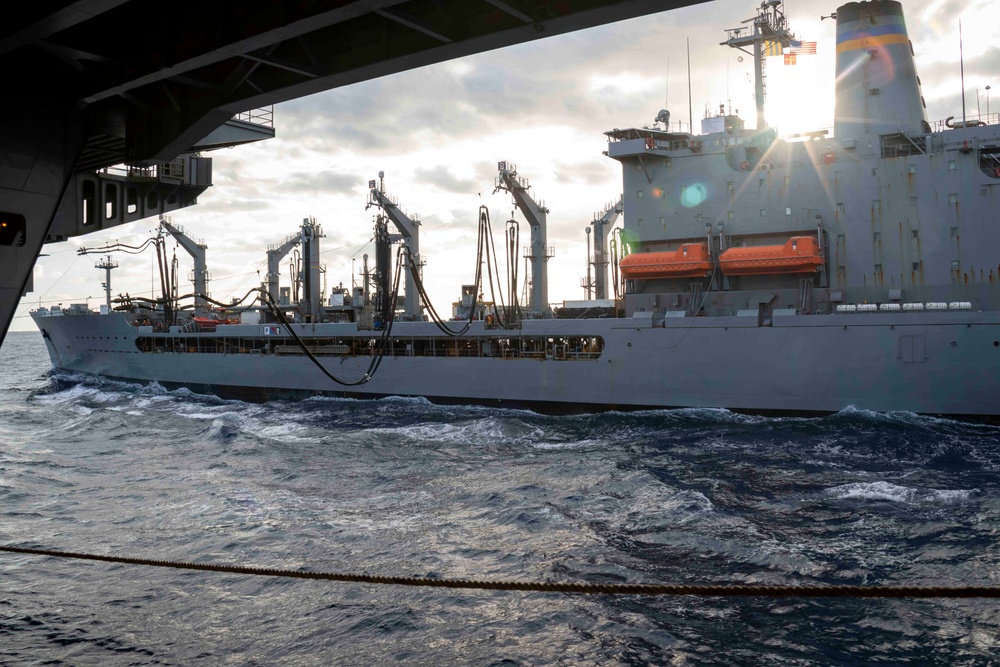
[2,330,998,666]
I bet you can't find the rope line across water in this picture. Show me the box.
[3,546,999,598]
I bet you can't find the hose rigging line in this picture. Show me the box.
[506,219,521,324]
[76,236,158,256]
[2,545,998,599]
[196,289,261,309]
[260,291,372,386]
[406,205,496,337]
[257,246,405,387]
[481,207,509,328]
[409,204,519,334]
[126,289,260,310]
[407,251,473,337]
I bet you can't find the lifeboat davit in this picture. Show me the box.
[619,243,713,279]
[719,237,824,276]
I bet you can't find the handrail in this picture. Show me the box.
[232,106,274,128]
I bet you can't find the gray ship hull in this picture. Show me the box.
[32,310,1000,418]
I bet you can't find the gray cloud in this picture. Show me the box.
[279,170,361,195]
[552,159,619,188]
[413,165,478,194]
[198,197,273,213]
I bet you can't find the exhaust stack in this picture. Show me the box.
[834,0,928,142]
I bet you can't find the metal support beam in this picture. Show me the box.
[0,103,87,342]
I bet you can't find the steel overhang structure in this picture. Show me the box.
[0,0,708,343]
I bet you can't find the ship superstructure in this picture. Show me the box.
[609,0,998,320]
[31,1,1000,419]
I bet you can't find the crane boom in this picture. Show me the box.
[266,233,301,304]
[494,161,552,315]
[591,196,623,300]
[159,215,209,315]
[367,177,422,320]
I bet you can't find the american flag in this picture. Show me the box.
[791,41,817,55]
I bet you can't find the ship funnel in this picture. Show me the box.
[834,1,927,142]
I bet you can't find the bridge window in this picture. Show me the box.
[82,180,96,225]
[105,183,117,219]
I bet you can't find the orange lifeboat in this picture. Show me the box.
[719,237,824,276]
[619,243,713,279]
[192,316,218,331]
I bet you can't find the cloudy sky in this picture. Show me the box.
[11,0,999,331]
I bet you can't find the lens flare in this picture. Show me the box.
[681,183,708,208]
[618,228,640,253]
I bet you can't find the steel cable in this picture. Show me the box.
[2,546,998,598]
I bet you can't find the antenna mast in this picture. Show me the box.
[721,0,796,129]
[95,255,118,310]
[960,19,967,126]
[687,37,693,133]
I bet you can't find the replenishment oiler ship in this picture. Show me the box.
[31,1,1000,419]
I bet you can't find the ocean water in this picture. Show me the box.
[1,330,999,666]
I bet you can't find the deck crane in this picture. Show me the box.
[159,215,209,316]
[590,196,623,300]
[265,231,301,305]
[494,162,553,315]
[366,173,423,320]
[299,216,325,322]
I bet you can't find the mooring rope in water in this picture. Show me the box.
[2,545,998,598]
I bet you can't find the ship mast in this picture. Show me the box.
[721,0,796,129]
[95,255,118,310]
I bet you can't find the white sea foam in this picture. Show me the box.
[32,384,95,404]
[826,481,977,504]
[531,438,607,450]
[369,417,546,447]
[255,422,311,442]
[180,412,236,420]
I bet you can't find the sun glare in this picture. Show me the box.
[763,52,835,137]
